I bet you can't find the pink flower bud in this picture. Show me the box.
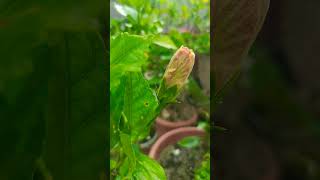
[163,46,195,89]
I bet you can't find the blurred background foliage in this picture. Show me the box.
[0,0,107,179]
[110,0,210,115]
[213,0,320,180]
[110,0,210,178]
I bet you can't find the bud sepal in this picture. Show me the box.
[157,46,195,106]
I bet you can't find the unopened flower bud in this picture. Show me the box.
[163,46,195,89]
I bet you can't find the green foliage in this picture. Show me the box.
[110,1,211,178]
[0,0,107,178]
[44,32,107,180]
[119,147,166,180]
[110,33,197,179]
[111,0,210,54]
[110,33,167,179]
[157,80,179,106]
[122,72,159,139]
[110,33,154,149]
[153,35,177,50]
[178,136,201,149]
[111,77,126,149]
[111,0,164,35]
[197,121,210,132]
[186,77,210,111]
[114,2,138,20]
[110,33,152,89]
[194,153,210,180]
[169,29,209,55]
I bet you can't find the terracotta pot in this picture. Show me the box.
[149,127,206,160]
[155,108,198,137]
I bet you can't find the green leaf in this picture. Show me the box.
[0,0,104,33]
[44,31,107,180]
[0,1,106,179]
[120,132,136,173]
[123,72,158,139]
[110,159,117,170]
[212,0,269,89]
[157,80,179,106]
[153,35,177,50]
[186,77,209,110]
[120,150,166,180]
[178,136,201,149]
[114,2,138,21]
[197,121,210,132]
[110,33,151,90]
[110,77,126,149]
[118,0,149,11]
[194,153,210,180]
[133,152,166,180]
[0,43,48,180]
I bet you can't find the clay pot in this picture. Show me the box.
[149,127,206,160]
[155,108,198,137]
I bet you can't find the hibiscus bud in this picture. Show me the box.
[156,46,195,106]
[163,46,195,90]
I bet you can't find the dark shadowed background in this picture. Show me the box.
[213,0,320,180]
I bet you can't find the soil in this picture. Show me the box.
[158,140,209,180]
[160,103,195,122]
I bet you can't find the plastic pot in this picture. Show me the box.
[149,127,206,160]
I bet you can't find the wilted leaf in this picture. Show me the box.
[212,0,270,89]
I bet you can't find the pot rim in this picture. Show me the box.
[156,107,198,128]
[149,127,206,160]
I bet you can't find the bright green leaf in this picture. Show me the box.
[114,2,138,20]
[120,151,166,180]
[178,136,200,149]
[133,152,166,180]
[153,35,177,50]
[123,72,158,139]
[110,77,126,149]
[194,153,210,180]
[120,132,136,173]
[110,33,151,90]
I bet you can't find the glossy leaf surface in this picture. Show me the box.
[110,33,151,90]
